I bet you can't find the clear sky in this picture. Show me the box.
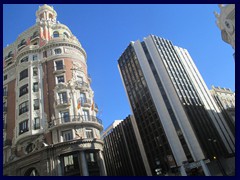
[3,4,235,129]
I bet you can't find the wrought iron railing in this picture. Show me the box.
[48,115,102,128]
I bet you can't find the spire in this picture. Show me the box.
[36,4,57,23]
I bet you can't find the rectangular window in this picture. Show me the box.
[21,56,28,63]
[80,93,86,105]
[34,117,40,130]
[33,82,39,92]
[57,75,65,83]
[19,101,28,115]
[19,69,28,81]
[43,51,47,58]
[60,111,70,123]
[82,110,89,121]
[58,92,68,104]
[3,87,7,96]
[62,130,73,141]
[34,99,39,110]
[4,75,7,81]
[55,60,64,70]
[19,119,28,134]
[19,84,28,97]
[33,54,38,61]
[54,48,62,55]
[85,129,94,138]
[33,67,38,76]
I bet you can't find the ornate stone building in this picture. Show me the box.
[3,4,106,176]
[214,4,235,57]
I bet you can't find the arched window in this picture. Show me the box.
[53,31,59,38]
[63,32,69,39]
[24,168,39,176]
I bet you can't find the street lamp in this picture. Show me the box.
[155,158,162,176]
[208,138,227,176]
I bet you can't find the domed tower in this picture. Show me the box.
[3,4,106,176]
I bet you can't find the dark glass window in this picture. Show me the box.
[32,54,38,61]
[62,130,73,141]
[4,75,7,81]
[33,67,38,76]
[60,111,70,123]
[54,48,62,54]
[33,99,39,110]
[21,56,28,63]
[55,60,64,70]
[19,119,29,134]
[34,117,40,130]
[19,101,28,115]
[19,69,28,81]
[57,75,65,83]
[53,31,59,38]
[19,84,28,97]
[33,82,39,92]
[62,153,80,176]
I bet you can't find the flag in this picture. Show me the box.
[77,99,81,109]
[91,100,95,111]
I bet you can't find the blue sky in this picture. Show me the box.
[3,4,235,129]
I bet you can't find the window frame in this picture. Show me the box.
[19,69,28,81]
[19,84,28,97]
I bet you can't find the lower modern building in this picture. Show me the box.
[102,116,152,176]
[3,4,106,176]
[117,35,235,176]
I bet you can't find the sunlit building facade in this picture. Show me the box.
[3,4,106,176]
[118,35,235,176]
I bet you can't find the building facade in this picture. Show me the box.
[102,115,151,176]
[117,35,235,176]
[3,4,106,176]
[214,4,235,57]
[210,86,235,132]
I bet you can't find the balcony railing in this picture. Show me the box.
[81,98,91,107]
[18,41,27,51]
[19,128,29,135]
[48,115,102,128]
[76,81,89,89]
[4,54,13,62]
[56,98,71,106]
[30,34,40,41]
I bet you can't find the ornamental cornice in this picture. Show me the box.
[16,25,40,43]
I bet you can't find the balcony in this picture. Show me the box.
[18,41,27,51]
[30,34,40,42]
[19,128,29,135]
[4,54,13,62]
[53,65,66,74]
[56,98,71,107]
[48,115,103,130]
[3,91,8,98]
[75,81,89,91]
[81,98,91,107]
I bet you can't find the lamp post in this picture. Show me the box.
[208,138,227,176]
[155,158,162,176]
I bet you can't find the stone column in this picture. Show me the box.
[200,160,211,176]
[80,151,89,176]
[98,151,107,176]
[179,165,187,176]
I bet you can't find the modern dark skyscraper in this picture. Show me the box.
[118,35,235,176]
